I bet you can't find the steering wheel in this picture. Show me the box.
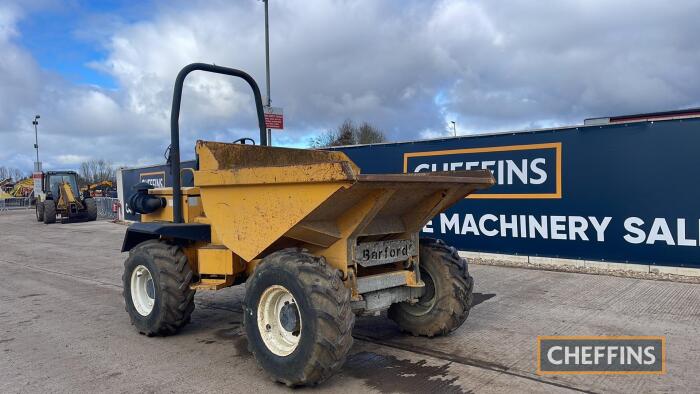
[232,137,256,145]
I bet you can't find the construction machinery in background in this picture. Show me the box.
[0,177,34,198]
[81,180,115,197]
[120,63,495,386]
[35,170,97,224]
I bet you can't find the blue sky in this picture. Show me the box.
[2,0,700,174]
[16,0,150,88]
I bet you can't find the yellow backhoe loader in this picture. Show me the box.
[120,64,495,386]
[35,171,98,224]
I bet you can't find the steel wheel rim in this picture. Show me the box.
[131,265,155,316]
[257,285,302,356]
[404,268,437,316]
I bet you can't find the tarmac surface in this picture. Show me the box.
[1,209,698,393]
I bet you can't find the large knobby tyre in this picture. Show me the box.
[122,240,195,336]
[35,201,44,222]
[84,198,97,221]
[388,238,474,337]
[43,200,56,224]
[243,249,354,387]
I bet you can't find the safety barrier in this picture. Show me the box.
[0,197,32,212]
[94,197,120,220]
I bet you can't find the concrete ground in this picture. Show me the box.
[0,209,698,393]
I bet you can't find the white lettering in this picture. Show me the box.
[646,218,675,245]
[529,215,548,239]
[547,346,563,365]
[550,216,567,240]
[643,346,656,365]
[623,217,646,244]
[568,216,589,241]
[530,158,547,185]
[589,216,612,242]
[677,218,697,246]
[414,164,430,173]
[479,214,499,236]
[500,215,518,237]
[461,214,480,235]
[441,213,460,234]
[507,159,528,184]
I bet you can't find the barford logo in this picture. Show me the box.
[537,336,666,375]
[404,142,562,199]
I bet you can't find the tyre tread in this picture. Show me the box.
[388,238,474,337]
[122,239,195,336]
[244,248,354,387]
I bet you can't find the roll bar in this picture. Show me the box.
[170,63,268,223]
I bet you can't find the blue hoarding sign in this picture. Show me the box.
[119,118,699,267]
[332,118,699,267]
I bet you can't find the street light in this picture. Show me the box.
[263,0,272,145]
[451,121,457,137]
[32,115,41,171]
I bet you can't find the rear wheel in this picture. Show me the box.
[35,201,44,222]
[243,249,354,387]
[84,198,97,221]
[122,240,195,336]
[43,200,56,224]
[388,238,473,337]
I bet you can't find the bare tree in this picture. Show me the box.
[79,159,116,185]
[0,166,29,181]
[310,120,387,148]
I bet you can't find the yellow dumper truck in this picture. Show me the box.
[121,64,494,386]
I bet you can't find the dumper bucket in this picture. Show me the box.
[194,141,494,263]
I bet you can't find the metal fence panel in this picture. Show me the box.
[94,197,119,220]
[0,197,31,211]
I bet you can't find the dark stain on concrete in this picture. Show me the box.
[471,293,496,308]
[214,324,250,356]
[0,338,15,344]
[343,351,467,394]
[18,293,46,299]
[198,339,217,344]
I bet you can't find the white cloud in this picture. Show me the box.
[1,0,700,174]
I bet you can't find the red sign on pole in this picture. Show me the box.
[264,106,284,129]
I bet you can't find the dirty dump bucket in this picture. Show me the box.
[193,141,494,262]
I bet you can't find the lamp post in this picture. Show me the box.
[263,0,272,145]
[451,121,457,137]
[32,115,41,171]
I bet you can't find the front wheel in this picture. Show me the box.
[122,240,195,336]
[35,201,44,222]
[84,198,97,221]
[388,238,474,337]
[43,200,56,224]
[243,249,354,387]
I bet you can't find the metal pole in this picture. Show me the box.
[33,120,39,163]
[32,115,40,165]
[451,121,457,137]
[264,0,272,145]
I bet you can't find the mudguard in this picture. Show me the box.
[121,222,211,252]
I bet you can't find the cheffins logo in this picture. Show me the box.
[139,171,165,188]
[537,336,666,375]
[404,142,562,199]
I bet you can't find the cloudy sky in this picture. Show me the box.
[1,0,699,173]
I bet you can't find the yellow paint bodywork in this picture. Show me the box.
[139,140,495,294]
[197,246,245,276]
[57,182,83,210]
[141,187,202,223]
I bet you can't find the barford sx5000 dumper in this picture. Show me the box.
[120,63,495,386]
